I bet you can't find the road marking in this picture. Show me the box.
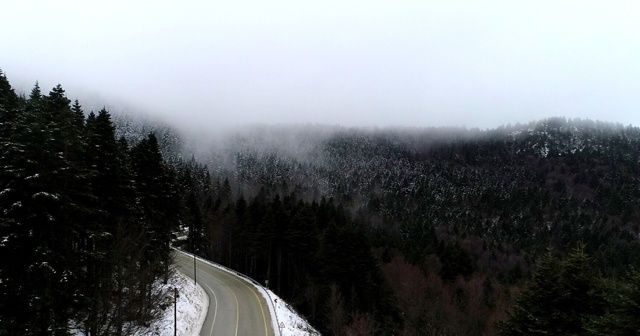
[195,256,238,336]
[191,259,219,336]
[226,273,270,336]
[178,253,219,336]
[230,284,240,336]
[175,251,270,336]
[201,280,218,336]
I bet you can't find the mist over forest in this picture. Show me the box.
[3,1,640,334]
[3,70,640,335]
[118,99,640,334]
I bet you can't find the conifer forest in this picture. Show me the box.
[2,70,640,335]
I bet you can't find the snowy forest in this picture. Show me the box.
[2,69,640,335]
[0,72,181,335]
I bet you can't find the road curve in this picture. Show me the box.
[174,250,275,336]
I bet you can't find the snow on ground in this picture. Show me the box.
[70,250,318,335]
[261,288,321,336]
[70,271,207,336]
[146,270,208,336]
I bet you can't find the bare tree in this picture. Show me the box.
[74,219,170,336]
[325,283,346,335]
[344,313,377,336]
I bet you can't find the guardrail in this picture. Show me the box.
[172,248,282,336]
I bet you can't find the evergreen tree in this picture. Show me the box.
[131,133,179,281]
[79,108,138,335]
[586,269,640,335]
[0,83,87,335]
[71,100,85,130]
[0,69,25,335]
[0,69,21,138]
[0,73,185,335]
[499,245,604,336]
[186,190,205,253]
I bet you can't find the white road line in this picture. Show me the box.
[201,280,218,336]
[226,273,270,336]
[180,254,220,336]
[177,252,268,336]
[199,258,240,336]
[230,285,240,336]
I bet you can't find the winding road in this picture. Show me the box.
[174,250,275,336]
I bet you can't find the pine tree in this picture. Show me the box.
[498,245,604,336]
[0,82,89,335]
[0,69,22,138]
[186,190,205,253]
[0,73,186,334]
[130,133,179,282]
[586,269,640,335]
[71,100,85,130]
[0,70,25,335]
[79,107,137,335]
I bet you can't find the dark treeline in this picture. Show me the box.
[195,191,397,334]
[0,71,180,335]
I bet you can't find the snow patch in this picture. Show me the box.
[145,271,208,336]
[71,271,208,336]
[32,192,59,200]
[262,289,321,336]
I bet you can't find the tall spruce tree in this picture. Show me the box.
[131,133,179,282]
[0,83,88,335]
[79,107,138,335]
[0,69,21,137]
[586,269,640,335]
[499,245,604,336]
[0,69,24,335]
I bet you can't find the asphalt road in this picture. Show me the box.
[174,250,275,336]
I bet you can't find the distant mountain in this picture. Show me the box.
[114,113,640,335]
[138,118,639,272]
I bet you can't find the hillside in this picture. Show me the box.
[3,66,640,335]
[163,118,640,335]
[183,119,640,272]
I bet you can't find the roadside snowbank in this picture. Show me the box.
[262,288,321,336]
[70,270,207,336]
[146,270,208,336]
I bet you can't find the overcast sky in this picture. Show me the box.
[2,0,640,130]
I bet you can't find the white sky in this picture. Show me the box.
[2,0,640,130]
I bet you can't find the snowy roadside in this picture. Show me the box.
[69,270,208,336]
[262,288,321,336]
[145,270,208,336]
